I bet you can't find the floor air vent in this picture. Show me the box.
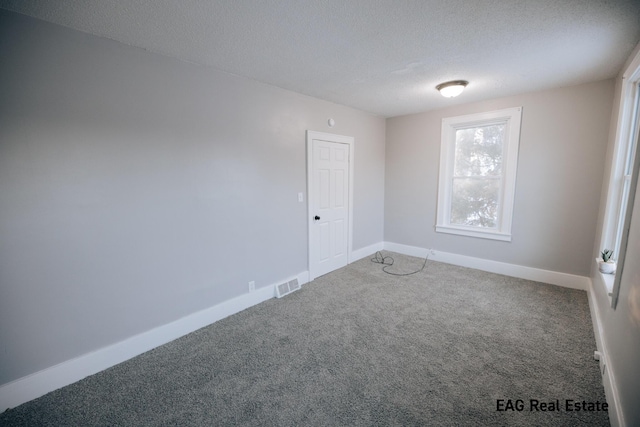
[276,278,300,298]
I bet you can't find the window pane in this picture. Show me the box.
[450,177,500,228]
[454,124,504,177]
[614,177,631,256]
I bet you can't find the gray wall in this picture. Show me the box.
[385,80,614,276]
[590,42,640,426]
[0,10,385,385]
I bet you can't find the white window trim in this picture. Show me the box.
[599,47,640,309]
[436,107,523,241]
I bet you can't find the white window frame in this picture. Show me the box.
[436,107,522,241]
[599,48,640,309]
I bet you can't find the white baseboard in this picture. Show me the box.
[350,242,384,263]
[297,270,310,287]
[0,273,308,412]
[0,245,599,414]
[587,277,624,427]
[383,242,590,290]
[384,242,430,259]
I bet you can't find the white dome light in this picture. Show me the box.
[436,80,469,98]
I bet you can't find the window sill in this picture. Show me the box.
[594,258,615,298]
[435,224,512,242]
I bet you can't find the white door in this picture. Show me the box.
[307,132,353,280]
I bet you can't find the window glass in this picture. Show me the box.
[453,125,504,176]
[451,177,500,228]
[450,124,505,228]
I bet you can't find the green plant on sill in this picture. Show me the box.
[601,249,614,263]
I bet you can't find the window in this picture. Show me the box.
[600,47,640,309]
[613,84,639,258]
[436,107,522,241]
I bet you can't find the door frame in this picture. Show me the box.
[306,130,354,281]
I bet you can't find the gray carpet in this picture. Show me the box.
[0,252,609,426]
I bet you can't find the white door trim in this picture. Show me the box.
[306,130,354,281]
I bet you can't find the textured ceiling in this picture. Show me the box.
[1,0,639,117]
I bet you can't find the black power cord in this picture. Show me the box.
[371,251,430,276]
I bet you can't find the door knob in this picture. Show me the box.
[314,215,320,221]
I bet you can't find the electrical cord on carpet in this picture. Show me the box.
[371,251,430,276]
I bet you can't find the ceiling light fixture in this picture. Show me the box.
[436,80,469,98]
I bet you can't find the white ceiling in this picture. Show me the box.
[2,0,639,117]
